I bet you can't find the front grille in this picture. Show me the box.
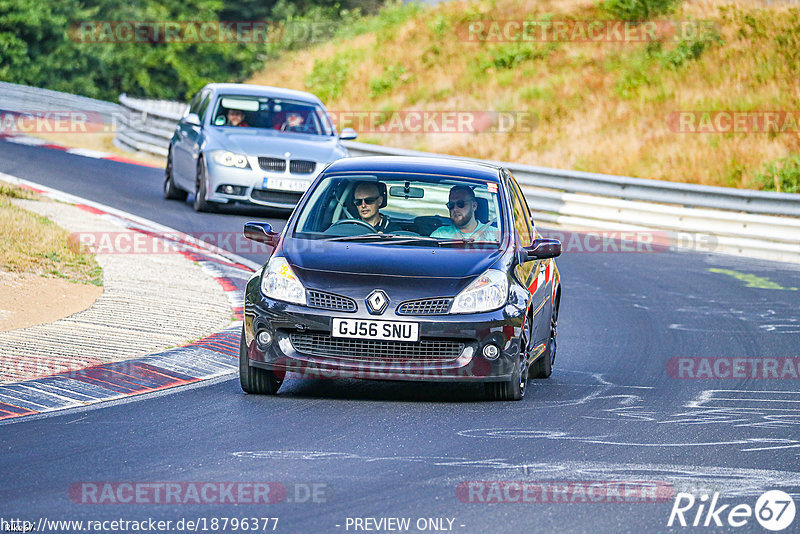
[251,189,303,205]
[258,157,286,172]
[289,160,315,174]
[396,298,453,315]
[307,290,357,312]
[289,333,465,362]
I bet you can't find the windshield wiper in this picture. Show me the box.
[324,233,439,244]
[435,239,500,246]
[323,234,499,246]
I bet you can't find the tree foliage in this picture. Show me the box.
[0,0,378,101]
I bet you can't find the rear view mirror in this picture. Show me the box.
[244,222,280,247]
[389,186,424,199]
[523,238,561,260]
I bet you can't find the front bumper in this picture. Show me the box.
[204,160,319,208]
[243,293,525,383]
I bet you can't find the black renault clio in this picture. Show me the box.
[240,156,561,400]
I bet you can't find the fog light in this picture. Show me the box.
[256,330,272,348]
[217,184,245,195]
[483,344,499,360]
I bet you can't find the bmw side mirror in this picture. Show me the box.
[185,113,201,126]
[244,222,280,247]
[523,238,561,260]
[339,127,358,140]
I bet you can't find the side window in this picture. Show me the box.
[505,171,533,246]
[187,91,204,115]
[196,93,212,121]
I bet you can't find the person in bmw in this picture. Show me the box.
[226,108,248,127]
[163,83,358,212]
[239,156,562,401]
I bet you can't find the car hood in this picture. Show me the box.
[283,239,505,296]
[211,128,345,162]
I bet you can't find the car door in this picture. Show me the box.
[506,170,551,348]
[173,89,209,189]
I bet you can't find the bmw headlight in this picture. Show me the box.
[450,269,508,314]
[212,150,250,169]
[260,257,307,305]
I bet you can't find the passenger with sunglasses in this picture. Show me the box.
[352,181,401,233]
[431,185,497,241]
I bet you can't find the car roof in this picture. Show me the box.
[203,83,323,104]
[323,156,503,182]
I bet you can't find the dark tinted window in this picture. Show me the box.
[506,170,533,246]
[187,90,205,115]
[196,93,212,121]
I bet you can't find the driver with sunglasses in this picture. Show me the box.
[352,181,401,233]
[431,185,497,241]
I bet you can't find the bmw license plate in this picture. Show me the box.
[263,177,307,192]
[332,318,419,342]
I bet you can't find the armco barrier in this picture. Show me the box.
[113,95,800,263]
[2,84,797,264]
[115,94,187,156]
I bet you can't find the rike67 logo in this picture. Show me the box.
[668,490,796,530]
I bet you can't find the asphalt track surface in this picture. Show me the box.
[1,138,800,533]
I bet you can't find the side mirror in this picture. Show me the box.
[339,127,358,140]
[522,238,561,261]
[185,113,201,126]
[244,222,280,247]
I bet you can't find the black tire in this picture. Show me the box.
[485,324,528,401]
[163,147,188,201]
[239,327,283,395]
[530,300,558,379]
[193,157,214,212]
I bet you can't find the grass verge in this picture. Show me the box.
[248,0,800,189]
[0,182,103,285]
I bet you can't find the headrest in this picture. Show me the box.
[474,197,489,223]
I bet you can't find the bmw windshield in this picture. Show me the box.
[293,173,505,246]
[210,95,335,136]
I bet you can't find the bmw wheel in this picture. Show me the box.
[193,156,214,212]
[163,147,188,201]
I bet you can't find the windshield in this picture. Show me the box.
[294,173,504,246]
[210,94,335,136]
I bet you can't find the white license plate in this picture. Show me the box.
[332,318,419,342]
[263,177,307,192]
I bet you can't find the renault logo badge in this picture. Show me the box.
[366,290,389,315]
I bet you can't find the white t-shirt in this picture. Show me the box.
[430,221,498,241]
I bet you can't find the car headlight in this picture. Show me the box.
[212,150,250,169]
[450,269,508,314]
[260,257,307,305]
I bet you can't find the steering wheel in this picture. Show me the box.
[328,219,377,232]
